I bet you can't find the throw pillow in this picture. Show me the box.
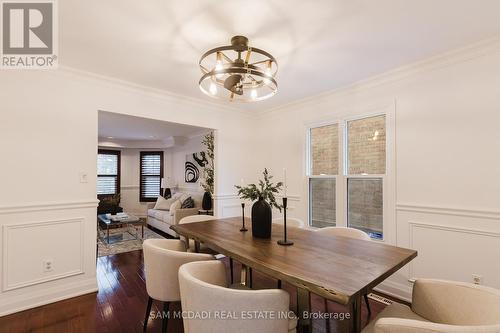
[172,192,183,200]
[169,200,181,216]
[181,196,195,209]
[178,193,190,203]
[153,196,175,210]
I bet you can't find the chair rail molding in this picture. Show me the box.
[121,184,140,190]
[0,200,99,215]
[396,203,500,220]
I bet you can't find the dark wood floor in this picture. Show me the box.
[0,249,387,333]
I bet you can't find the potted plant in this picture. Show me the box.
[235,169,283,238]
[200,131,214,210]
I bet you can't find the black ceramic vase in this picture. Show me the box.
[251,196,272,238]
[202,191,212,210]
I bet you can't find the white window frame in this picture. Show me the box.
[306,104,395,244]
[306,120,343,228]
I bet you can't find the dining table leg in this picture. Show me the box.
[297,288,311,333]
[229,258,234,284]
[349,294,362,333]
[240,264,250,286]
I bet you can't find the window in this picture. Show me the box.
[97,150,120,196]
[308,114,387,239]
[309,178,336,227]
[346,115,385,239]
[347,115,386,175]
[308,123,338,228]
[140,151,164,202]
[347,178,383,238]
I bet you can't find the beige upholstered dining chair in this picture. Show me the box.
[179,260,297,333]
[315,226,372,332]
[179,214,215,224]
[316,226,371,241]
[272,217,305,228]
[178,214,215,251]
[142,239,214,333]
[178,214,233,280]
[362,279,500,333]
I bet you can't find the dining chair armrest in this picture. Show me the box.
[374,318,500,333]
[411,279,500,325]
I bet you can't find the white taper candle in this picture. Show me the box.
[283,168,287,197]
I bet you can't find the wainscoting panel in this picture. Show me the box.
[389,203,500,300]
[2,218,84,291]
[408,221,500,287]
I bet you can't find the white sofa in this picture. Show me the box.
[146,191,203,238]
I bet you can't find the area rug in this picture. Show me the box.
[97,225,165,257]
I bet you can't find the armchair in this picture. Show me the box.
[362,279,500,333]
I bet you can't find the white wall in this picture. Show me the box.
[0,67,260,316]
[256,38,500,300]
[166,134,206,193]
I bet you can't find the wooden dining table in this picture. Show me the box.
[171,217,417,333]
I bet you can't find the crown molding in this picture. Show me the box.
[55,65,253,118]
[53,35,500,120]
[256,35,500,117]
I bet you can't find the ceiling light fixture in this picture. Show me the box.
[199,36,278,102]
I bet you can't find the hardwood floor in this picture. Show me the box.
[0,249,387,333]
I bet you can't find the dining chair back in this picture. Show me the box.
[178,260,297,333]
[142,239,214,332]
[315,226,371,240]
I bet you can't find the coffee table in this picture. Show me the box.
[97,213,144,244]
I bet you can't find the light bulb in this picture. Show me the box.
[215,56,224,79]
[215,52,223,75]
[251,89,257,99]
[265,60,272,76]
[209,83,217,95]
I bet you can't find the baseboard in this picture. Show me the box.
[374,279,412,303]
[0,277,98,317]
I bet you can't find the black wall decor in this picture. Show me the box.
[185,152,208,183]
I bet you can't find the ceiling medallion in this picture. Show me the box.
[199,35,278,102]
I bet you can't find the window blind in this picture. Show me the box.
[140,151,163,202]
[97,150,120,196]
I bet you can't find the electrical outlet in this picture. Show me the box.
[43,259,54,272]
[472,274,482,285]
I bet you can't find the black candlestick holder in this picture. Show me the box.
[277,197,293,246]
[240,202,248,232]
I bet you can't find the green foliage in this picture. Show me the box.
[235,168,284,212]
[201,131,214,194]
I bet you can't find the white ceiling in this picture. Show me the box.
[61,0,500,110]
[98,112,209,141]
